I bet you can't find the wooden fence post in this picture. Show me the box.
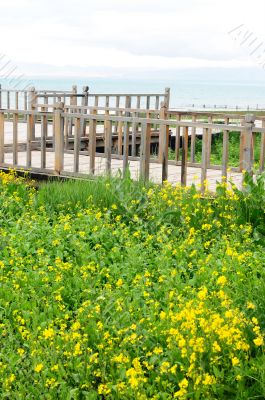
[0,110,4,164]
[201,128,209,194]
[158,102,168,163]
[28,86,36,107]
[135,95,141,135]
[40,105,47,169]
[81,86,89,135]
[15,92,19,109]
[181,126,189,186]
[7,91,10,110]
[82,85,89,108]
[175,114,181,162]
[242,114,255,174]
[64,106,69,150]
[68,85,77,138]
[207,115,212,166]
[125,95,131,110]
[155,95,159,110]
[131,112,137,157]
[146,95,150,110]
[164,87,170,108]
[54,102,64,174]
[71,85,78,105]
[259,119,265,172]
[89,109,97,175]
[13,112,18,165]
[28,87,36,140]
[24,91,28,122]
[105,120,112,174]
[114,95,120,134]
[104,95,110,134]
[26,108,35,168]
[239,117,245,171]
[190,115,196,162]
[221,117,229,181]
[74,116,81,173]
[140,122,151,182]
[159,104,169,183]
[117,112,123,155]
[122,121,129,177]
[122,97,131,177]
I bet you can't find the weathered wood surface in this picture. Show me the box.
[1,109,262,193]
[1,119,243,192]
[2,150,242,192]
[2,120,163,150]
[0,86,170,114]
[1,86,264,193]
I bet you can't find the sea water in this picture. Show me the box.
[1,74,265,110]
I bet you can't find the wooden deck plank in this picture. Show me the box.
[2,120,243,192]
[4,149,242,192]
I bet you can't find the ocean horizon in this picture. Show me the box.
[24,77,265,110]
[2,75,265,110]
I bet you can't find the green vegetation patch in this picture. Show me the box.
[0,170,265,399]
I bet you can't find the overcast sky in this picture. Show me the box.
[1,0,265,79]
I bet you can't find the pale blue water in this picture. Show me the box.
[31,77,265,110]
[2,70,265,109]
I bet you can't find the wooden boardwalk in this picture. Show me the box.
[3,151,243,190]
[0,85,264,193]
[2,121,243,191]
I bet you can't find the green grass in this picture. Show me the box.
[37,172,153,218]
[0,170,265,399]
[168,131,262,168]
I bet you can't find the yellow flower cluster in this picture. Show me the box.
[0,173,264,399]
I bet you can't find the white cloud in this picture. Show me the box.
[0,0,265,77]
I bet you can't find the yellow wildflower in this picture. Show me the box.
[254,337,264,346]
[216,275,227,286]
[35,363,44,373]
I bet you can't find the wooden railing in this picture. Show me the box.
[167,110,265,168]
[0,85,170,112]
[0,103,264,191]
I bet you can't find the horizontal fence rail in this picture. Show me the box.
[0,100,264,191]
[0,85,170,113]
[176,104,265,111]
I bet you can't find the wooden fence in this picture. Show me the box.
[0,85,170,112]
[167,110,265,169]
[0,102,264,191]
